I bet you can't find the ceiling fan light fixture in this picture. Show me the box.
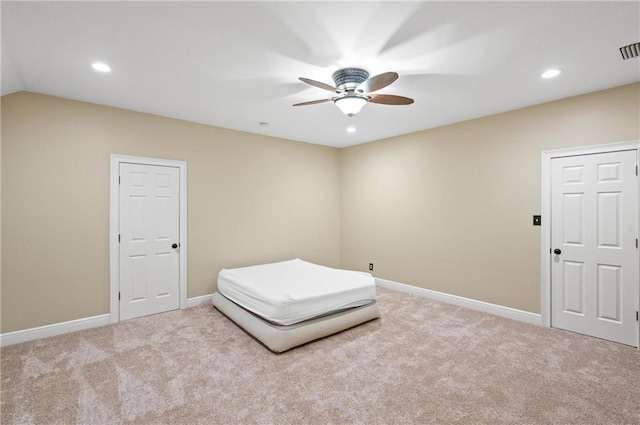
[334,96,367,117]
[295,67,412,115]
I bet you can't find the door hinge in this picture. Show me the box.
[118,292,121,301]
[636,165,638,176]
[636,311,638,321]
[119,175,121,185]
[636,238,638,249]
[118,234,121,243]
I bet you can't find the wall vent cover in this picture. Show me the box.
[619,42,640,60]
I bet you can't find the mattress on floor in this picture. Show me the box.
[212,291,380,353]
[217,258,377,326]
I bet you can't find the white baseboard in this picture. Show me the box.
[186,294,214,308]
[1,294,216,347]
[376,278,542,326]
[0,314,112,347]
[2,285,539,347]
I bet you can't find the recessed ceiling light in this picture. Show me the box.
[541,68,562,79]
[91,62,111,73]
[347,126,356,133]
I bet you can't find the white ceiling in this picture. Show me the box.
[2,1,639,148]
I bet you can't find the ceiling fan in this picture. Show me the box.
[293,67,414,117]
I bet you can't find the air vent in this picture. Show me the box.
[619,42,640,60]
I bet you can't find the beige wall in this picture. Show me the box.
[0,94,3,332]
[1,92,341,333]
[2,83,638,333]
[340,83,640,313]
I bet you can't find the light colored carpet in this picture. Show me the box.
[2,287,639,424]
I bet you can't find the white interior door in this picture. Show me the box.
[551,150,638,346]
[119,163,180,320]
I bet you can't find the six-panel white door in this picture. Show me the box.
[119,163,180,321]
[551,150,638,346]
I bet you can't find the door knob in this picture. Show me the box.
[553,248,561,255]
[172,243,178,249]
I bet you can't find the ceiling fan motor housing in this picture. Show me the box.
[332,68,369,92]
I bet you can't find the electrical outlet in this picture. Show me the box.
[369,263,373,271]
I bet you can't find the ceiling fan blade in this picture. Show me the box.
[293,98,335,107]
[299,77,338,93]
[369,94,414,105]
[358,72,398,93]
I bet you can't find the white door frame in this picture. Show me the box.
[541,140,640,346]
[109,154,188,323]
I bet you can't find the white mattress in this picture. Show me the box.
[212,292,380,353]
[217,259,377,326]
